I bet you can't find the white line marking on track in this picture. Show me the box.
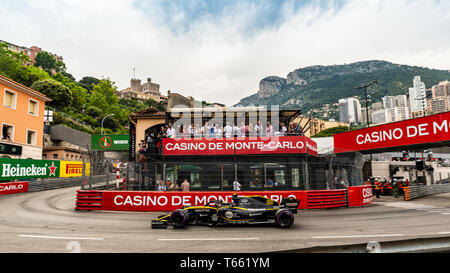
[312,234,404,239]
[158,238,260,241]
[438,232,450,235]
[18,235,104,241]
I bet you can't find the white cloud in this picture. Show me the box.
[0,0,448,106]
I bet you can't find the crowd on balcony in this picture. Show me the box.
[156,121,304,140]
[137,121,305,160]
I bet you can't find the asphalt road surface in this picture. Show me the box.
[1,187,450,253]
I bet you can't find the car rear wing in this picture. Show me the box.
[280,197,300,214]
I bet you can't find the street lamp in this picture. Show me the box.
[354,80,377,128]
[101,114,115,135]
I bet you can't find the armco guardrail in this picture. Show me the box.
[27,175,108,192]
[404,184,450,201]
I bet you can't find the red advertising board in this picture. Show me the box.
[97,190,309,212]
[334,111,450,153]
[347,186,373,207]
[0,181,29,195]
[162,136,318,156]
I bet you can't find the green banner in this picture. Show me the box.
[91,134,130,151]
[0,158,60,181]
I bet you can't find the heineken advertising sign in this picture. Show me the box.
[91,135,130,151]
[0,158,60,181]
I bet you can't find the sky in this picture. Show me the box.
[0,0,449,105]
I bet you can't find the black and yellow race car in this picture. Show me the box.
[151,194,300,229]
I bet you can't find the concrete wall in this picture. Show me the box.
[372,160,450,185]
[49,125,91,149]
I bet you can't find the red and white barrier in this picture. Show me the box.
[76,187,373,212]
[347,186,373,207]
[0,181,29,196]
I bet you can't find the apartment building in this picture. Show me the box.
[0,74,51,159]
[430,81,450,114]
[0,40,63,65]
[338,97,362,124]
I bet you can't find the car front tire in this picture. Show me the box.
[170,209,188,228]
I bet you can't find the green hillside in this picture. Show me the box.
[236,60,449,120]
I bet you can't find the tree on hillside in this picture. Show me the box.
[0,42,38,86]
[34,51,65,74]
[31,79,73,108]
[79,76,100,91]
[88,79,118,112]
[52,72,88,111]
[144,98,165,112]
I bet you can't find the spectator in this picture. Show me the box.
[157,126,167,139]
[165,178,172,190]
[201,122,209,138]
[248,123,254,137]
[280,123,288,136]
[210,124,217,138]
[138,140,147,153]
[241,122,249,137]
[157,180,166,191]
[224,122,233,138]
[217,125,223,138]
[254,121,261,137]
[167,124,176,138]
[232,123,240,138]
[181,179,190,191]
[233,179,242,191]
[3,133,12,142]
[170,182,180,191]
[266,121,273,136]
[188,123,195,138]
[264,178,274,189]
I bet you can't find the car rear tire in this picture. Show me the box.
[275,209,294,228]
[170,209,188,228]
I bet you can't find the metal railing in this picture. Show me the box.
[28,175,109,192]
[404,183,450,201]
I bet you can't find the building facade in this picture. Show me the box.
[0,40,63,65]
[118,77,168,103]
[371,108,389,125]
[339,97,362,124]
[409,76,427,115]
[0,74,51,159]
[430,81,450,114]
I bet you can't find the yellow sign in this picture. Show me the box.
[59,161,90,177]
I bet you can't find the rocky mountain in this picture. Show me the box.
[235,60,449,120]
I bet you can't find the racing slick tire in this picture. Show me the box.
[275,209,295,228]
[170,209,189,228]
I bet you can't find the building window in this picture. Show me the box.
[1,124,14,142]
[26,130,37,145]
[28,99,39,116]
[3,89,17,109]
[53,154,58,159]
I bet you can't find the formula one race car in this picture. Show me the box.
[151,194,300,229]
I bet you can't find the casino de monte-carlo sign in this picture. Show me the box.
[333,111,450,153]
[0,158,59,181]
